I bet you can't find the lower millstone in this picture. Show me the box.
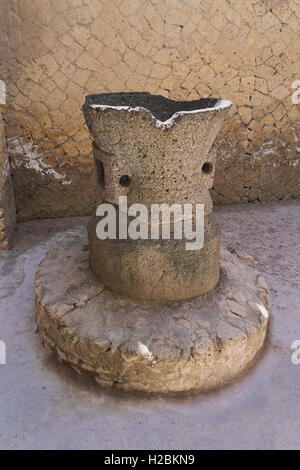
[35,227,270,394]
[88,214,221,301]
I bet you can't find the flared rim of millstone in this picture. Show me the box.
[35,228,269,394]
[82,92,232,129]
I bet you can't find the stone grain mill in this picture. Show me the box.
[35,92,270,393]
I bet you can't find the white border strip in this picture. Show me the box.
[88,99,232,129]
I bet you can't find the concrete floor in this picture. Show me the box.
[0,200,299,450]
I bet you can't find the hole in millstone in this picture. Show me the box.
[202,162,213,174]
[119,175,131,187]
[95,160,105,187]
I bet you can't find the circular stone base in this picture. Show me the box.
[35,228,270,394]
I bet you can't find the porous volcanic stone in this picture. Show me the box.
[83,92,231,300]
[83,93,232,216]
[88,214,221,301]
[35,228,270,394]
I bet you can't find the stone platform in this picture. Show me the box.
[35,228,269,394]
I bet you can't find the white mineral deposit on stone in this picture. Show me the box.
[137,342,155,363]
[8,137,72,184]
[90,99,232,130]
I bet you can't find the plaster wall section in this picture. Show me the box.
[0,0,299,220]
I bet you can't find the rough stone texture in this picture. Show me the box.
[0,0,300,220]
[0,201,298,449]
[0,108,15,249]
[88,214,221,301]
[83,93,230,301]
[83,93,231,214]
[83,93,230,300]
[35,227,269,394]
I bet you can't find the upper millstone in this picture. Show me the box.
[82,92,231,211]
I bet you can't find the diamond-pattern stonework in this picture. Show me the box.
[1,0,299,219]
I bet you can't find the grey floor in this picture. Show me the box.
[0,200,299,450]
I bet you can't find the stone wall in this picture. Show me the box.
[0,108,15,248]
[0,0,299,220]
